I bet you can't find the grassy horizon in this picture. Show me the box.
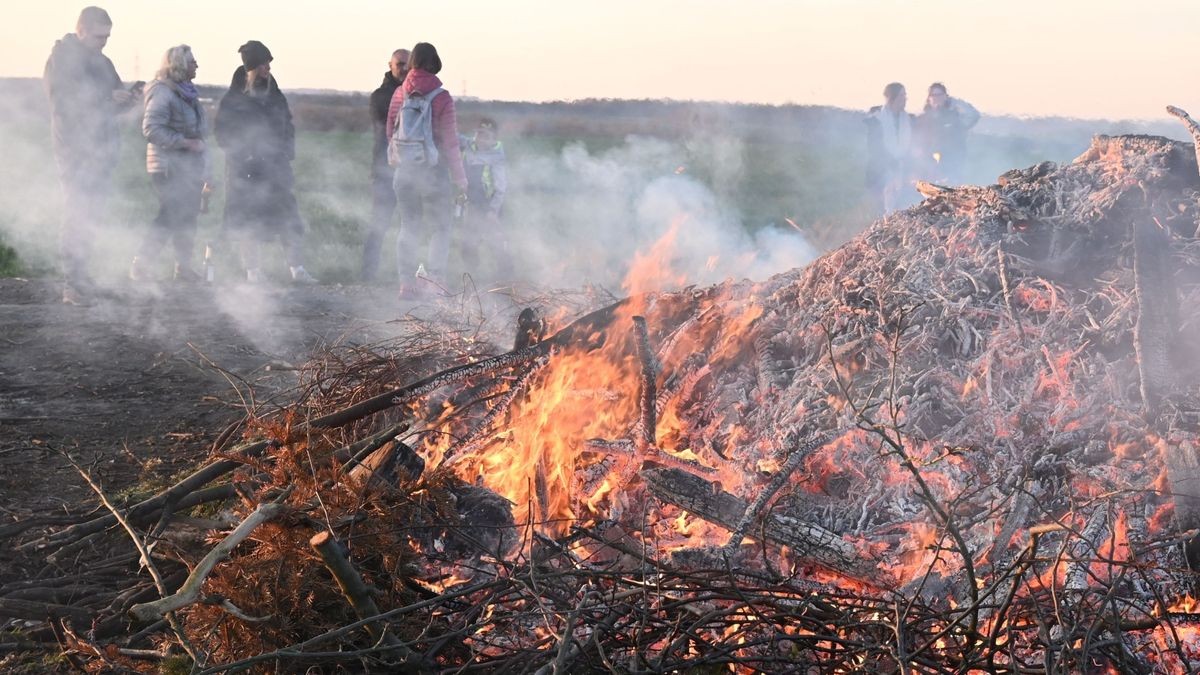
[0,86,1176,285]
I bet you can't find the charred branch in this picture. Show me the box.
[641,466,886,586]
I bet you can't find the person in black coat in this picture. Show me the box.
[916,82,981,185]
[360,48,409,282]
[214,40,315,283]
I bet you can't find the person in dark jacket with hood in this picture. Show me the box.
[43,6,139,305]
[214,40,316,284]
[360,48,410,282]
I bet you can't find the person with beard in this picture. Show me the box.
[916,82,980,185]
[43,6,139,305]
[360,48,410,282]
[214,40,317,284]
[385,42,468,296]
[129,45,210,283]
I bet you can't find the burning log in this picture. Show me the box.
[632,315,658,450]
[720,428,847,556]
[1063,508,1110,597]
[344,437,425,495]
[641,467,885,586]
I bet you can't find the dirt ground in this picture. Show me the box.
[0,277,515,549]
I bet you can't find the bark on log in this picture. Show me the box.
[1132,218,1177,417]
[346,440,424,495]
[633,316,657,450]
[0,598,94,626]
[1064,508,1109,595]
[640,467,887,586]
[336,421,411,473]
[310,531,420,667]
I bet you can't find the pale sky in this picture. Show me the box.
[3,0,1197,119]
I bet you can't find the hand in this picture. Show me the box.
[183,139,206,153]
[202,181,217,196]
[454,184,468,202]
[111,89,134,105]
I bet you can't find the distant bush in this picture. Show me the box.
[0,234,20,276]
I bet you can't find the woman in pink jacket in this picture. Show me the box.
[386,42,467,293]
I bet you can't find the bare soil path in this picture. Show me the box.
[0,278,431,541]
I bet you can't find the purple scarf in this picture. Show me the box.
[177,80,199,102]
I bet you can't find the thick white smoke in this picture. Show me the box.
[503,134,817,293]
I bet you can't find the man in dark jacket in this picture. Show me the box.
[214,41,316,284]
[360,48,409,282]
[43,6,138,305]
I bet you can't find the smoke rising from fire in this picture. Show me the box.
[503,134,817,292]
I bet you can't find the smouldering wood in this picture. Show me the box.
[641,466,886,586]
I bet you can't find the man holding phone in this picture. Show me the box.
[44,6,139,305]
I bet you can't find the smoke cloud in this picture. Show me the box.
[501,134,817,294]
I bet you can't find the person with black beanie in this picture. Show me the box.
[213,40,317,283]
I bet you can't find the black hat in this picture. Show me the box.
[238,40,273,70]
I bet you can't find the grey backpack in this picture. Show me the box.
[388,86,444,168]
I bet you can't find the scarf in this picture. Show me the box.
[177,80,199,102]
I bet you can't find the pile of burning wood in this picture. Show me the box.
[7,116,1200,672]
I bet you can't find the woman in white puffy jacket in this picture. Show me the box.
[130,44,210,282]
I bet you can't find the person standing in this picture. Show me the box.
[385,42,468,295]
[459,117,511,283]
[129,45,210,282]
[360,48,410,282]
[916,82,980,184]
[864,82,915,214]
[214,40,316,284]
[43,6,139,305]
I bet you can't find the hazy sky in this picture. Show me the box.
[3,0,1197,119]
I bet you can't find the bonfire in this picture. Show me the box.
[6,112,1200,673]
